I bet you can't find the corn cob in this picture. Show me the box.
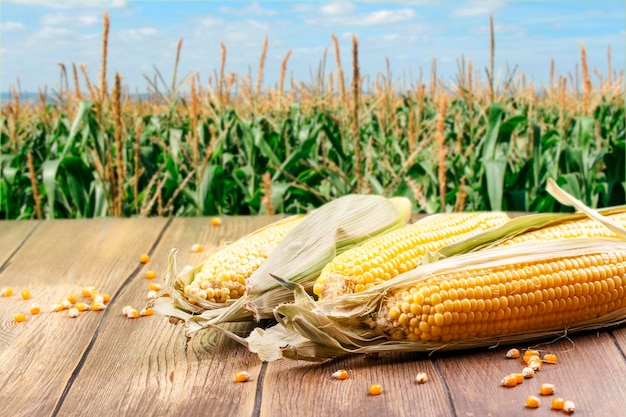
[499,212,626,246]
[313,212,510,300]
[182,215,305,304]
[375,243,626,342]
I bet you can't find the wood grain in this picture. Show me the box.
[0,218,168,417]
[0,220,38,268]
[55,216,280,417]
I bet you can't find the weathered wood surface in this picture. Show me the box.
[1,216,625,417]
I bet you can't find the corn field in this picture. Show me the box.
[1,15,624,220]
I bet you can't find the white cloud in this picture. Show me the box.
[125,27,158,39]
[41,12,99,26]
[5,0,127,8]
[218,2,277,16]
[39,26,72,37]
[321,3,356,15]
[1,21,25,31]
[361,9,415,25]
[452,1,503,17]
[306,6,416,27]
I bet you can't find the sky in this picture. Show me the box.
[0,0,624,95]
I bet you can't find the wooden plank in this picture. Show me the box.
[0,220,39,268]
[0,218,168,417]
[436,331,626,416]
[260,352,452,417]
[55,216,282,417]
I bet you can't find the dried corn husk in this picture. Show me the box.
[154,194,412,333]
[245,180,626,362]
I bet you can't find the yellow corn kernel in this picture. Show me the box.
[415,371,428,384]
[145,271,157,280]
[30,303,41,315]
[75,302,91,312]
[66,294,77,304]
[563,400,575,414]
[21,290,31,300]
[82,286,97,297]
[332,370,349,380]
[61,299,73,309]
[51,303,65,312]
[126,309,140,318]
[140,308,153,317]
[191,243,203,252]
[368,384,383,395]
[528,357,543,372]
[68,308,79,318]
[122,305,134,316]
[147,290,158,299]
[211,217,222,227]
[93,294,104,305]
[101,293,111,303]
[523,350,540,363]
[539,383,555,396]
[139,254,150,264]
[314,212,510,299]
[92,302,106,311]
[526,395,540,409]
[521,367,535,379]
[149,283,162,292]
[14,313,26,322]
[551,398,565,410]
[1,287,13,297]
[234,371,251,382]
[501,212,626,247]
[505,348,520,359]
[187,215,304,304]
[500,374,518,387]
[543,353,558,364]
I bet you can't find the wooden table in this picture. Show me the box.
[2,217,626,417]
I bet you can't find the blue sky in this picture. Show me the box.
[1,1,624,94]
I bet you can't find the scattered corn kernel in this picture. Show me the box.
[211,217,222,227]
[92,302,106,311]
[234,371,251,382]
[513,373,524,384]
[122,305,134,315]
[539,383,555,396]
[100,293,111,303]
[526,395,540,408]
[332,370,349,380]
[501,374,518,387]
[528,357,543,371]
[66,294,77,304]
[149,283,162,292]
[415,371,428,384]
[1,287,13,297]
[51,303,65,312]
[82,286,96,297]
[191,243,203,252]
[521,367,535,379]
[21,289,31,300]
[140,308,153,317]
[126,309,140,318]
[551,398,566,410]
[93,294,104,304]
[563,400,575,414]
[139,254,150,264]
[13,313,26,322]
[523,350,540,363]
[145,271,157,280]
[147,290,158,299]
[30,303,41,315]
[505,348,520,359]
[75,302,91,312]
[368,384,383,395]
[68,307,80,318]
[61,299,73,309]
[543,353,558,364]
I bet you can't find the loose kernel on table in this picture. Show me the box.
[145,271,157,280]
[415,371,428,384]
[140,308,153,317]
[21,290,31,300]
[543,353,558,364]
[501,374,518,387]
[505,348,520,359]
[528,357,542,371]
[526,395,540,409]
[92,302,106,311]
[1,287,13,297]
[14,313,26,323]
[369,384,383,395]
[147,290,158,299]
[211,217,222,227]
[523,350,540,363]
[75,302,91,312]
[93,294,104,305]
[61,299,73,309]
[139,254,150,264]
[126,309,140,319]
[539,383,555,396]
[332,370,349,380]
[82,286,96,297]
[563,400,575,414]
[234,371,251,382]
[30,303,41,315]
[66,294,77,304]
[68,308,80,318]
[191,243,203,252]
[101,293,111,303]
[51,303,65,312]
[551,397,566,410]
[522,367,535,379]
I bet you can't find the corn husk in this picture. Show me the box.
[246,180,626,362]
[154,194,412,334]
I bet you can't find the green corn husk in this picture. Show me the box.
[154,194,412,334]
[245,180,626,362]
